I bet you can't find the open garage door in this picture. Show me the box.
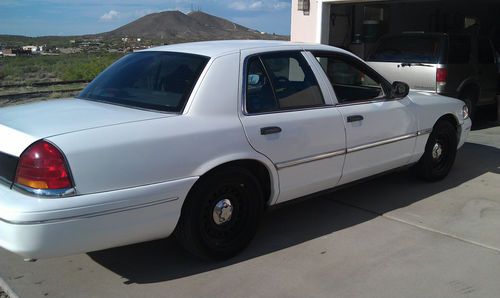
[323,0,500,60]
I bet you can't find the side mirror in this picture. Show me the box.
[248,74,261,86]
[391,81,410,99]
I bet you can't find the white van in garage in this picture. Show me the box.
[367,32,498,120]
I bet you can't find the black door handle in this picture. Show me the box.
[347,115,364,122]
[260,126,282,135]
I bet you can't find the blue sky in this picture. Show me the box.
[0,0,292,37]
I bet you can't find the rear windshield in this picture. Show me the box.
[79,51,209,112]
[368,35,442,64]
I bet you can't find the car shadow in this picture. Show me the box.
[88,141,500,284]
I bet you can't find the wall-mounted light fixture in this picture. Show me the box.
[298,0,310,16]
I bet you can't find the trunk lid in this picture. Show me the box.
[0,98,172,156]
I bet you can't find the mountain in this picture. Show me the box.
[0,11,288,48]
[98,11,287,42]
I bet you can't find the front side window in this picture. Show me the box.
[314,54,385,103]
[79,51,209,112]
[245,52,324,114]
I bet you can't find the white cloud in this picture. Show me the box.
[229,1,290,11]
[100,10,120,21]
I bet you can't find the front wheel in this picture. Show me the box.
[416,121,458,182]
[175,167,263,260]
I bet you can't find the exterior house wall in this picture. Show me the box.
[292,0,378,43]
[291,0,319,43]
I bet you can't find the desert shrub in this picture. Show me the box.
[0,53,123,84]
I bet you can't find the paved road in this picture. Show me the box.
[0,125,499,298]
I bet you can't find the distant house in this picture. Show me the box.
[1,48,16,57]
[22,45,38,53]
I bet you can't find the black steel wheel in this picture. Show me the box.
[175,166,263,260]
[416,121,458,182]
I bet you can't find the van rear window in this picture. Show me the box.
[368,35,441,64]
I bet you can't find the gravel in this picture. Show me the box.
[0,288,9,298]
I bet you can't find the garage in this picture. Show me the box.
[292,0,500,58]
[291,0,500,120]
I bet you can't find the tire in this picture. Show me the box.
[175,166,263,260]
[459,89,477,121]
[416,121,458,182]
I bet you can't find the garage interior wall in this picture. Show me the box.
[322,0,500,59]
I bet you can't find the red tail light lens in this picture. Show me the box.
[436,68,448,83]
[15,141,72,190]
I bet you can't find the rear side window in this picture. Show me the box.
[448,36,471,64]
[79,52,209,112]
[245,52,324,114]
[478,38,495,64]
[368,35,441,64]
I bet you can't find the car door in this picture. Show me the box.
[311,51,418,185]
[239,50,346,203]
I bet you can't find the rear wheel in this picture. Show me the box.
[459,89,477,121]
[175,167,263,260]
[416,121,458,182]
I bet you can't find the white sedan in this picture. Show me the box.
[0,41,471,260]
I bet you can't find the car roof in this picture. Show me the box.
[140,40,349,58]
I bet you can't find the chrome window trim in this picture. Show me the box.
[241,50,330,116]
[335,98,387,107]
[243,104,336,117]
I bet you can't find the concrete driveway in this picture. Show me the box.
[1,125,499,298]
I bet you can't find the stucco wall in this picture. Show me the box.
[291,0,319,43]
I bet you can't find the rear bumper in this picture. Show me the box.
[0,177,198,259]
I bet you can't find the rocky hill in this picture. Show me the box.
[0,11,288,47]
[98,11,287,42]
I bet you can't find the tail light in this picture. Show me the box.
[436,67,448,84]
[15,140,73,190]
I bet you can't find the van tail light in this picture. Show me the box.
[436,67,448,84]
[15,140,73,190]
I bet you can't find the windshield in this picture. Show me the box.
[79,51,209,112]
[368,35,442,64]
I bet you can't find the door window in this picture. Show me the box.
[314,54,385,103]
[245,52,325,114]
